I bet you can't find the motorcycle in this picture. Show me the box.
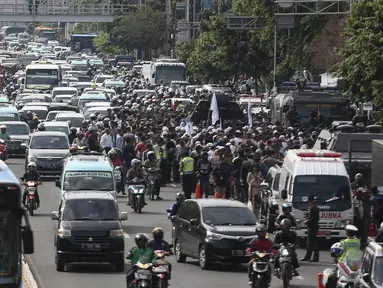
[322,243,362,288]
[0,139,8,161]
[146,168,160,200]
[24,181,41,216]
[247,251,273,288]
[132,262,153,288]
[113,166,124,194]
[152,249,173,288]
[275,243,295,288]
[128,178,146,213]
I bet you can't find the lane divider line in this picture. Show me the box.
[22,256,38,288]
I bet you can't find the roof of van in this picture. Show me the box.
[64,155,112,171]
[283,149,348,176]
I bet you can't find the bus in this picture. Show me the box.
[70,34,97,53]
[0,26,26,40]
[34,26,57,40]
[24,63,61,90]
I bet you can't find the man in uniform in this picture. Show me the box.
[179,150,194,199]
[301,194,320,262]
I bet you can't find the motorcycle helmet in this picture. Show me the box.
[147,151,155,160]
[152,227,164,241]
[70,127,77,133]
[135,233,149,248]
[255,224,267,239]
[27,162,36,172]
[330,242,343,258]
[108,149,117,159]
[345,224,358,237]
[131,158,141,167]
[282,203,292,212]
[280,218,292,232]
[37,123,45,131]
[176,192,185,204]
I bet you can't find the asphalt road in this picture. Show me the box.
[8,158,332,288]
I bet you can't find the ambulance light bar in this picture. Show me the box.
[296,152,342,158]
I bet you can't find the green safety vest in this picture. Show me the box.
[176,104,185,112]
[154,145,167,160]
[339,237,361,269]
[180,157,194,175]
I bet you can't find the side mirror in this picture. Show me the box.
[120,212,128,221]
[22,227,34,254]
[260,182,269,190]
[151,73,155,78]
[190,218,199,226]
[55,179,60,188]
[21,78,25,84]
[51,211,59,220]
[362,273,370,281]
[281,189,288,200]
[166,209,171,213]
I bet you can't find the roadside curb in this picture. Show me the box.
[22,256,38,288]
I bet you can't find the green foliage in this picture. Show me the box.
[112,6,167,59]
[93,32,124,54]
[337,0,383,107]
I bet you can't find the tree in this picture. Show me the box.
[93,32,124,54]
[337,0,383,114]
[113,6,167,59]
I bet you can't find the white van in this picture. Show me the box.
[273,149,353,241]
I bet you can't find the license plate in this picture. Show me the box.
[82,244,101,250]
[317,231,331,236]
[232,250,245,256]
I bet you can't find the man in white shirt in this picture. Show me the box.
[100,128,113,153]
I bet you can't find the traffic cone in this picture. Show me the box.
[194,183,201,199]
[214,192,220,198]
[317,273,324,288]
[369,222,376,237]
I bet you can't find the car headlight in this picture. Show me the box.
[335,220,348,228]
[58,229,71,238]
[206,231,223,241]
[281,249,289,256]
[110,229,123,237]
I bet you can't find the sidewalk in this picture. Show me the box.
[22,256,38,288]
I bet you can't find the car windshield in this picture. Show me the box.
[0,113,18,121]
[63,171,114,191]
[6,124,30,135]
[46,112,58,121]
[202,207,256,226]
[55,116,83,127]
[292,175,352,211]
[62,199,119,221]
[30,136,69,149]
[373,257,383,285]
[45,125,69,134]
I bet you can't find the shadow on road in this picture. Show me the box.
[126,224,154,235]
[187,260,247,273]
[66,263,125,274]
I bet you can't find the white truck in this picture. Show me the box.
[147,59,186,86]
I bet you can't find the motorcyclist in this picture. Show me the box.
[0,125,10,141]
[144,151,161,200]
[109,149,122,167]
[21,162,41,207]
[73,132,88,147]
[246,224,273,286]
[68,127,77,144]
[147,227,172,280]
[125,233,154,287]
[338,225,361,271]
[36,123,46,132]
[167,192,186,222]
[28,115,40,130]
[127,159,145,205]
[275,203,297,228]
[273,219,299,276]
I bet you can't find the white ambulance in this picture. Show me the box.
[278,149,353,241]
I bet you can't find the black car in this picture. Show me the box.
[51,191,128,272]
[172,199,258,270]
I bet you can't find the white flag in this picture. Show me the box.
[210,92,219,125]
[248,95,252,127]
[185,118,193,135]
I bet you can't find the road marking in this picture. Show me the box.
[296,275,304,280]
[123,232,130,239]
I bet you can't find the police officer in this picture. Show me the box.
[301,194,320,262]
[179,150,194,199]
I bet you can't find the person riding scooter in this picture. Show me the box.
[147,227,172,280]
[21,162,41,207]
[167,192,186,221]
[127,158,146,206]
[246,224,273,286]
[125,233,154,287]
[144,151,162,200]
[273,219,299,276]
[275,203,297,228]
